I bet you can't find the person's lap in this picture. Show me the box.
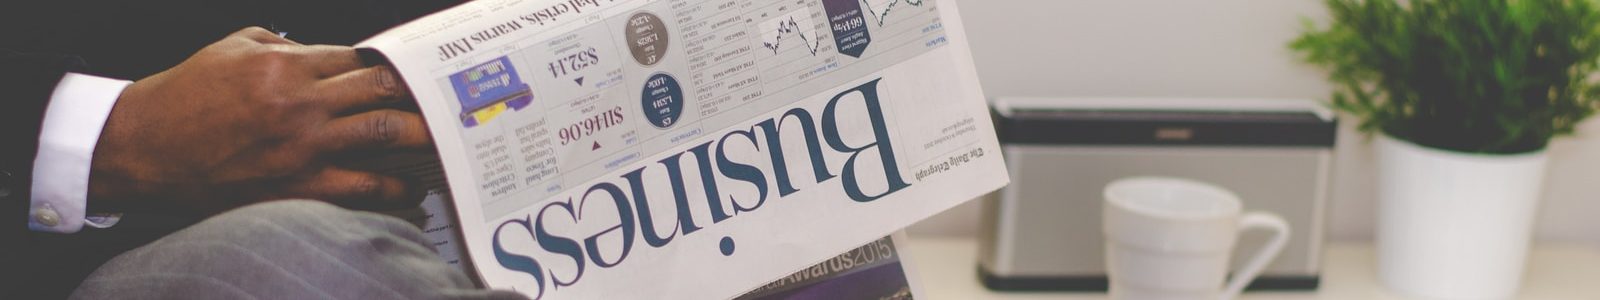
[70,200,524,300]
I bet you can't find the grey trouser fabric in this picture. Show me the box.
[69,200,528,300]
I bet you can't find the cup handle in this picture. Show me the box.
[1218,212,1291,300]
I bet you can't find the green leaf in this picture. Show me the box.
[1291,0,1600,154]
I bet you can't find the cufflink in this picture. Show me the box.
[33,207,60,227]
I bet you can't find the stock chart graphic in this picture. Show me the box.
[759,8,825,56]
[860,0,925,27]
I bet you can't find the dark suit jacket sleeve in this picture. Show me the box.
[2,49,87,221]
[0,49,87,295]
[0,1,464,296]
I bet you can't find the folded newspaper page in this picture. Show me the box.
[359,0,1005,298]
[367,159,927,299]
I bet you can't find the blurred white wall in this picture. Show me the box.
[909,0,1600,244]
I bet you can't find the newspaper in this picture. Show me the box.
[357,0,1006,298]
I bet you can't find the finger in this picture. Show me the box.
[287,167,416,210]
[313,65,410,112]
[310,109,433,153]
[294,45,367,77]
[232,26,301,45]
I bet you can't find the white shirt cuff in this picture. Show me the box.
[29,73,130,233]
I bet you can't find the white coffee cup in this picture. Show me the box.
[1102,177,1291,300]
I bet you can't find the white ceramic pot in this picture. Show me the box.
[1375,135,1548,300]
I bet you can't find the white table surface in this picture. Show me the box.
[903,237,1600,300]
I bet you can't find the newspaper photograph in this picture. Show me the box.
[737,233,923,300]
[358,0,1006,298]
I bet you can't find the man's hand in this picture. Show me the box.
[87,27,431,216]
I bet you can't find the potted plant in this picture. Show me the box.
[1292,0,1600,298]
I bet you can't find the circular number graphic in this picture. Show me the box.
[641,73,685,129]
[625,12,670,66]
